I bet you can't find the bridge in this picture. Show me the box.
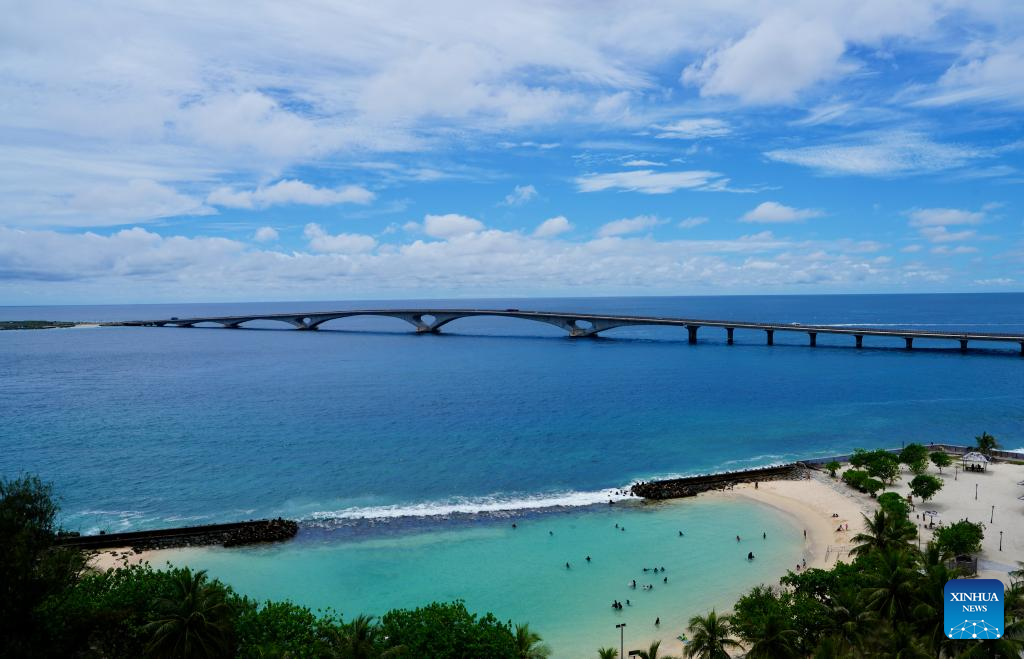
[116,308,1024,354]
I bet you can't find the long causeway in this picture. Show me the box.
[115,308,1024,354]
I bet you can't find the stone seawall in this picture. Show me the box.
[55,518,299,551]
[631,463,807,500]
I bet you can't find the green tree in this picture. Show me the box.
[864,452,901,485]
[929,451,952,474]
[684,610,740,659]
[878,492,910,518]
[841,469,867,491]
[143,568,236,658]
[379,601,516,659]
[933,520,984,557]
[861,477,884,497]
[513,623,550,659]
[974,431,999,456]
[597,648,619,659]
[851,509,917,557]
[898,444,930,475]
[0,474,86,655]
[908,474,943,502]
[861,549,921,624]
[633,639,679,659]
[824,461,841,478]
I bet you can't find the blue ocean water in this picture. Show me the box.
[2,294,1022,533]
[4,293,1023,654]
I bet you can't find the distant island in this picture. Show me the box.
[0,320,84,330]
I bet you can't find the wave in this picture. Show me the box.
[306,487,635,522]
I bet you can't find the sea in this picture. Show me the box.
[2,293,1022,656]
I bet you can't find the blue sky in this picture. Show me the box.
[1,1,1022,303]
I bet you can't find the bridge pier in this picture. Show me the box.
[960,339,968,352]
[855,335,863,348]
[726,327,734,344]
[808,332,817,347]
[904,337,913,350]
[766,329,774,345]
[687,325,699,344]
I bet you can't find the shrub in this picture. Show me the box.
[825,461,841,478]
[929,451,952,474]
[934,520,985,556]
[841,469,868,490]
[877,492,910,518]
[909,474,943,502]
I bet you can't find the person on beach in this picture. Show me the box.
[803,529,807,538]
[802,558,806,568]
[655,617,660,626]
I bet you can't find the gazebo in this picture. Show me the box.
[961,451,990,473]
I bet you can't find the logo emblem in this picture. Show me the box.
[945,579,1004,640]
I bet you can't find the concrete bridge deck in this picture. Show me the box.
[115,308,1024,354]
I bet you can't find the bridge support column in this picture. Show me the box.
[855,335,863,348]
[766,329,774,346]
[687,325,698,344]
[726,327,734,344]
[960,339,968,352]
[808,332,817,347]
[904,337,913,350]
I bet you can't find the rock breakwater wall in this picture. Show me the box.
[55,518,299,551]
[631,463,806,500]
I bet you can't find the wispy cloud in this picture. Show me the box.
[208,180,374,209]
[576,169,727,194]
[597,215,663,237]
[765,132,983,176]
[503,184,538,206]
[741,201,824,223]
[655,118,731,139]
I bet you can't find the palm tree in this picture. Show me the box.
[861,549,921,624]
[850,509,916,557]
[821,587,874,654]
[514,623,551,659]
[743,612,799,659]
[684,610,741,659]
[634,639,679,659]
[143,568,235,658]
[974,431,999,456]
[321,614,389,659]
[597,648,619,659]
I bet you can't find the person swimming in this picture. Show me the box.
[566,562,570,569]
[655,617,660,626]
[663,576,668,583]
[586,555,591,562]
[736,535,741,542]
[631,580,636,588]
[678,531,683,536]
[748,551,754,560]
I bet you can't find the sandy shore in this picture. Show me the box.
[87,546,175,571]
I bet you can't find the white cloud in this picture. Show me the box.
[789,102,853,126]
[303,223,377,253]
[655,118,731,139]
[503,184,538,206]
[913,41,1024,108]
[974,277,1014,285]
[576,169,726,194]
[253,226,279,242]
[207,179,374,209]
[682,14,849,104]
[423,213,485,239]
[623,159,665,167]
[931,245,978,254]
[741,201,824,223]
[765,132,982,176]
[598,215,662,237]
[907,207,985,227]
[533,216,573,238]
[679,217,709,229]
[0,224,957,301]
[918,226,976,243]
[901,244,923,253]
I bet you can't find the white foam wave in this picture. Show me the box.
[308,488,634,521]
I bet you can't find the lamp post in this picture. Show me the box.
[1000,531,1003,551]
[954,465,959,481]
[617,623,626,659]
[975,483,978,500]
[991,505,994,523]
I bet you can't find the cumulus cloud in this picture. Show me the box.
[207,179,374,209]
[655,118,731,139]
[598,215,663,237]
[253,226,279,242]
[39,179,215,227]
[423,213,485,238]
[503,184,538,206]
[765,132,982,177]
[303,223,377,253]
[533,216,573,238]
[679,216,709,229]
[741,202,824,223]
[576,169,726,194]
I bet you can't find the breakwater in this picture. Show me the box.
[631,463,807,500]
[55,518,298,551]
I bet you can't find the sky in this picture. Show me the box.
[1,0,1023,304]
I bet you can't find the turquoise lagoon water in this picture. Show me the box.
[2,293,1023,655]
[150,498,802,657]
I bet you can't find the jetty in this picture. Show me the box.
[114,308,1024,354]
[54,518,298,551]
[631,463,807,500]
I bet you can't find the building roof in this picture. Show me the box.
[961,451,991,463]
